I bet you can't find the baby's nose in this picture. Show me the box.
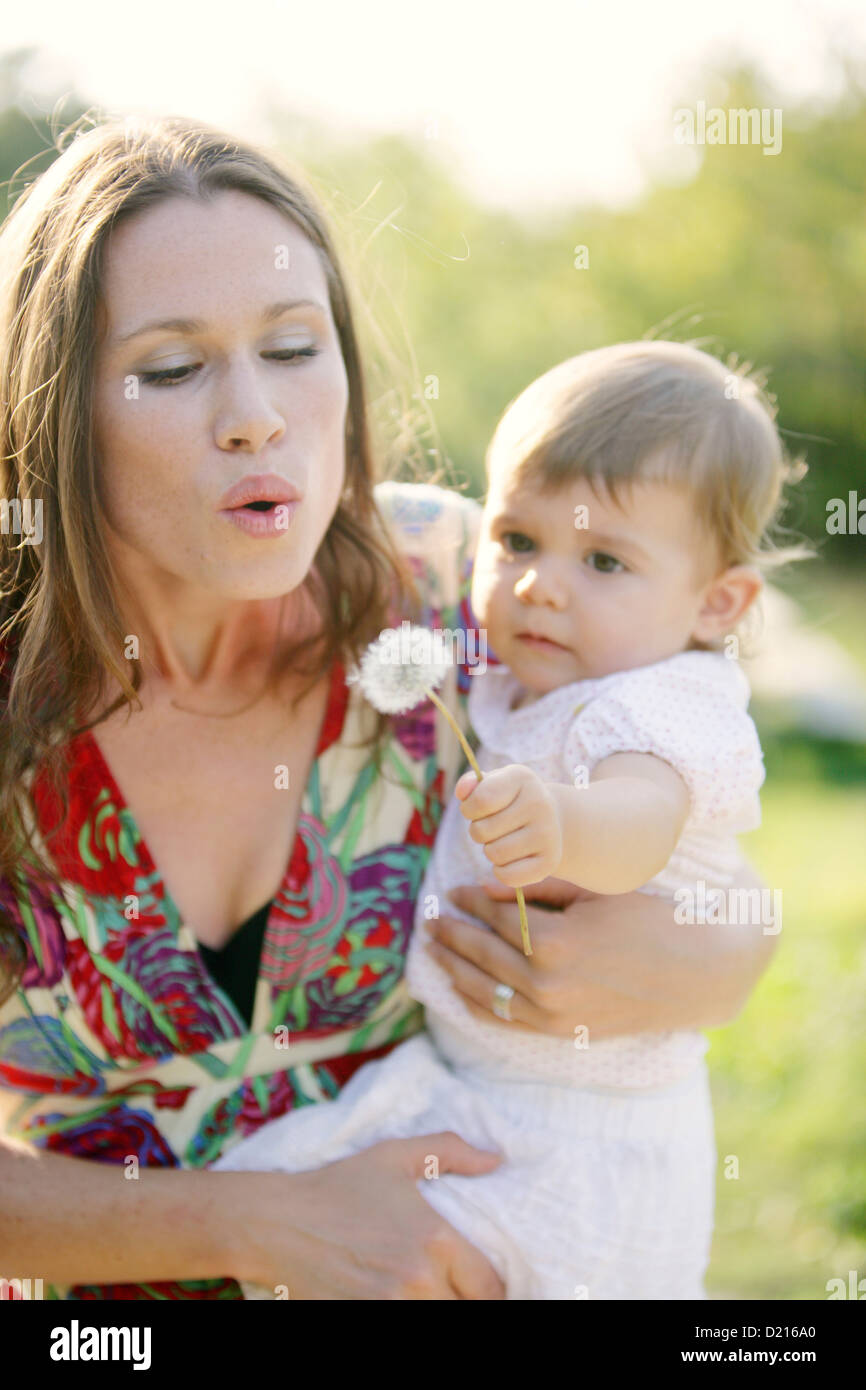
[514,567,567,607]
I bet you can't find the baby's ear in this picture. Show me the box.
[692,565,763,643]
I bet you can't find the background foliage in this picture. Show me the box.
[1,51,863,1299]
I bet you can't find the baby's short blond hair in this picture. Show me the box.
[486,340,811,577]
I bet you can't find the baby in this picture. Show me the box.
[216,340,806,1299]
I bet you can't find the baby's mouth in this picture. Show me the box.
[515,631,568,651]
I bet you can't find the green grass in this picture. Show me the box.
[705,767,866,1300]
[777,565,866,680]
[705,566,866,1300]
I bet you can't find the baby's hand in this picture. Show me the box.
[454,765,563,888]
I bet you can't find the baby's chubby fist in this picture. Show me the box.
[454,764,563,888]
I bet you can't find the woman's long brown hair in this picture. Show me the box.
[0,114,421,999]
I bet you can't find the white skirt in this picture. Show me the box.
[215,1031,716,1300]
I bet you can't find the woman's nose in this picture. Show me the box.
[218,408,284,454]
[216,362,285,453]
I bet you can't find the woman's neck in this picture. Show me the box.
[77,578,325,728]
[122,571,320,685]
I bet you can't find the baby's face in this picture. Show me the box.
[470,466,720,692]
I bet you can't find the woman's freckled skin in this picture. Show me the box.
[90,189,349,683]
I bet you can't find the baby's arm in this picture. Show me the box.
[549,753,689,892]
[455,754,689,896]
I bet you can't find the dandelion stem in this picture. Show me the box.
[424,686,532,957]
[424,687,482,778]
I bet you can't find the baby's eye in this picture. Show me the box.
[501,531,535,554]
[586,551,625,574]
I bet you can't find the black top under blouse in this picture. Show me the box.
[198,901,270,1027]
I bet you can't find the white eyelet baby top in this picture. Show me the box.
[405,649,766,1089]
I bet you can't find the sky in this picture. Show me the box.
[3,0,865,211]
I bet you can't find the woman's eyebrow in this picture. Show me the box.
[115,298,327,345]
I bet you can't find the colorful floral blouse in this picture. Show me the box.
[0,481,484,1300]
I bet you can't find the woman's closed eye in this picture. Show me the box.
[138,346,321,386]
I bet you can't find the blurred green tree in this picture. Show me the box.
[1,55,862,559]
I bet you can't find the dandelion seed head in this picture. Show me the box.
[347,624,453,714]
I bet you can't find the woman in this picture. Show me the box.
[0,115,775,1300]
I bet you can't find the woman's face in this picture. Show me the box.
[91,189,349,603]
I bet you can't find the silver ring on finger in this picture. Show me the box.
[492,981,515,1021]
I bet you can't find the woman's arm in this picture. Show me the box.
[0,1130,505,1299]
[0,1134,238,1286]
[424,859,777,1039]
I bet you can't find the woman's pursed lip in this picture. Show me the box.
[220,500,299,538]
[217,471,303,510]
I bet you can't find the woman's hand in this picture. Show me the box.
[233,1133,507,1300]
[455,767,563,887]
[424,863,777,1039]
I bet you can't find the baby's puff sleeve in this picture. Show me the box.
[565,653,766,831]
